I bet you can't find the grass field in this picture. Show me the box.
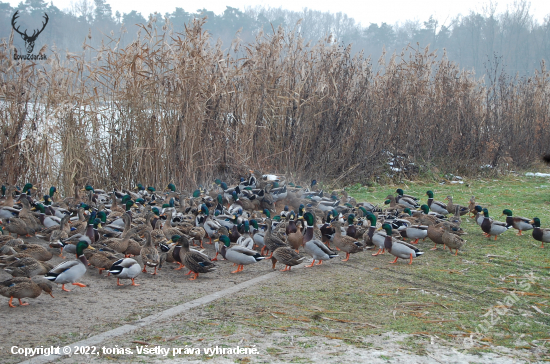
[85,174,550,363]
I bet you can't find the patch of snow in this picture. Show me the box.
[525,172,550,177]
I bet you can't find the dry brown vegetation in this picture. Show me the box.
[0,17,549,194]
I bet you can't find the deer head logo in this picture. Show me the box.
[11,10,49,54]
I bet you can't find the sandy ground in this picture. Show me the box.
[47,331,533,364]
[0,236,545,364]
[0,236,279,364]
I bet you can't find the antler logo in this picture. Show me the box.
[11,10,49,54]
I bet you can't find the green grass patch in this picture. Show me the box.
[172,175,550,354]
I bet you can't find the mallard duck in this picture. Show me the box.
[380,223,424,264]
[441,224,466,256]
[344,213,359,238]
[0,186,17,208]
[397,224,428,244]
[123,237,143,258]
[318,210,336,247]
[0,204,20,220]
[13,243,53,261]
[48,214,71,257]
[427,221,465,250]
[109,258,141,286]
[68,207,88,237]
[250,219,266,254]
[0,236,23,249]
[178,234,217,280]
[530,218,549,248]
[415,205,443,226]
[302,212,338,267]
[230,190,258,211]
[102,227,141,254]
[449,205,462,226]
[285,211,298,234]
[133,212,154,237]
[0,226,16,245]
[474,205,489,226]
[481,208,511,240]
[45,241,94,291]
[4,257,53,277]
[263,218,288,258]
[140,231,160,275]
[17,197,42,231]
[150,219,167,246]
[188,226,206,248]
[35,205,62,228]
[426,191,449,215]
[3,218,35,238]
[330,221,363,261]
[87,249,120,275]
[468,196,477,217]
[161,210,186,239]
[445,196,469,216]
[40,211,70,237]
[166,236,183,268]
[426,222,444,250]
[203,215,222,245]
[384,195,409,211]
[271,246,305,271]
[269,184,288,202]
[0,276,54,308]
[502,209,533,236]
[236,221,254,250]
[394,189,420,209]
[371,222,389,256]
[286,219,304,253]
[362,213,377,249]
[105,202,135,229]
[218,235,264,273]
[228,224,241,243]
[395,188,420,202]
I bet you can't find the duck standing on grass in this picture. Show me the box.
[426,191,449,215]
[441,224,466,256]
[45,241,94,292]
[302,212,338,267]
[502,209,533,236]
[530,218,550,248]
[481,208,511,240]
[330,220,363,262]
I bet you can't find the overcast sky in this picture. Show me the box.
[9,0,550,26]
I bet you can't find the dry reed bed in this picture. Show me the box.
[0,17,549,195]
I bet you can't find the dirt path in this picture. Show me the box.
[0,237,278,364]
[1,235,546,364]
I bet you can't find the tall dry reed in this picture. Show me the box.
[0,18,549,195]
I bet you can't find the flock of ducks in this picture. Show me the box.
[0,173,548,308]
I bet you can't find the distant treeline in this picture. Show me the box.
[0,0,548,77]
